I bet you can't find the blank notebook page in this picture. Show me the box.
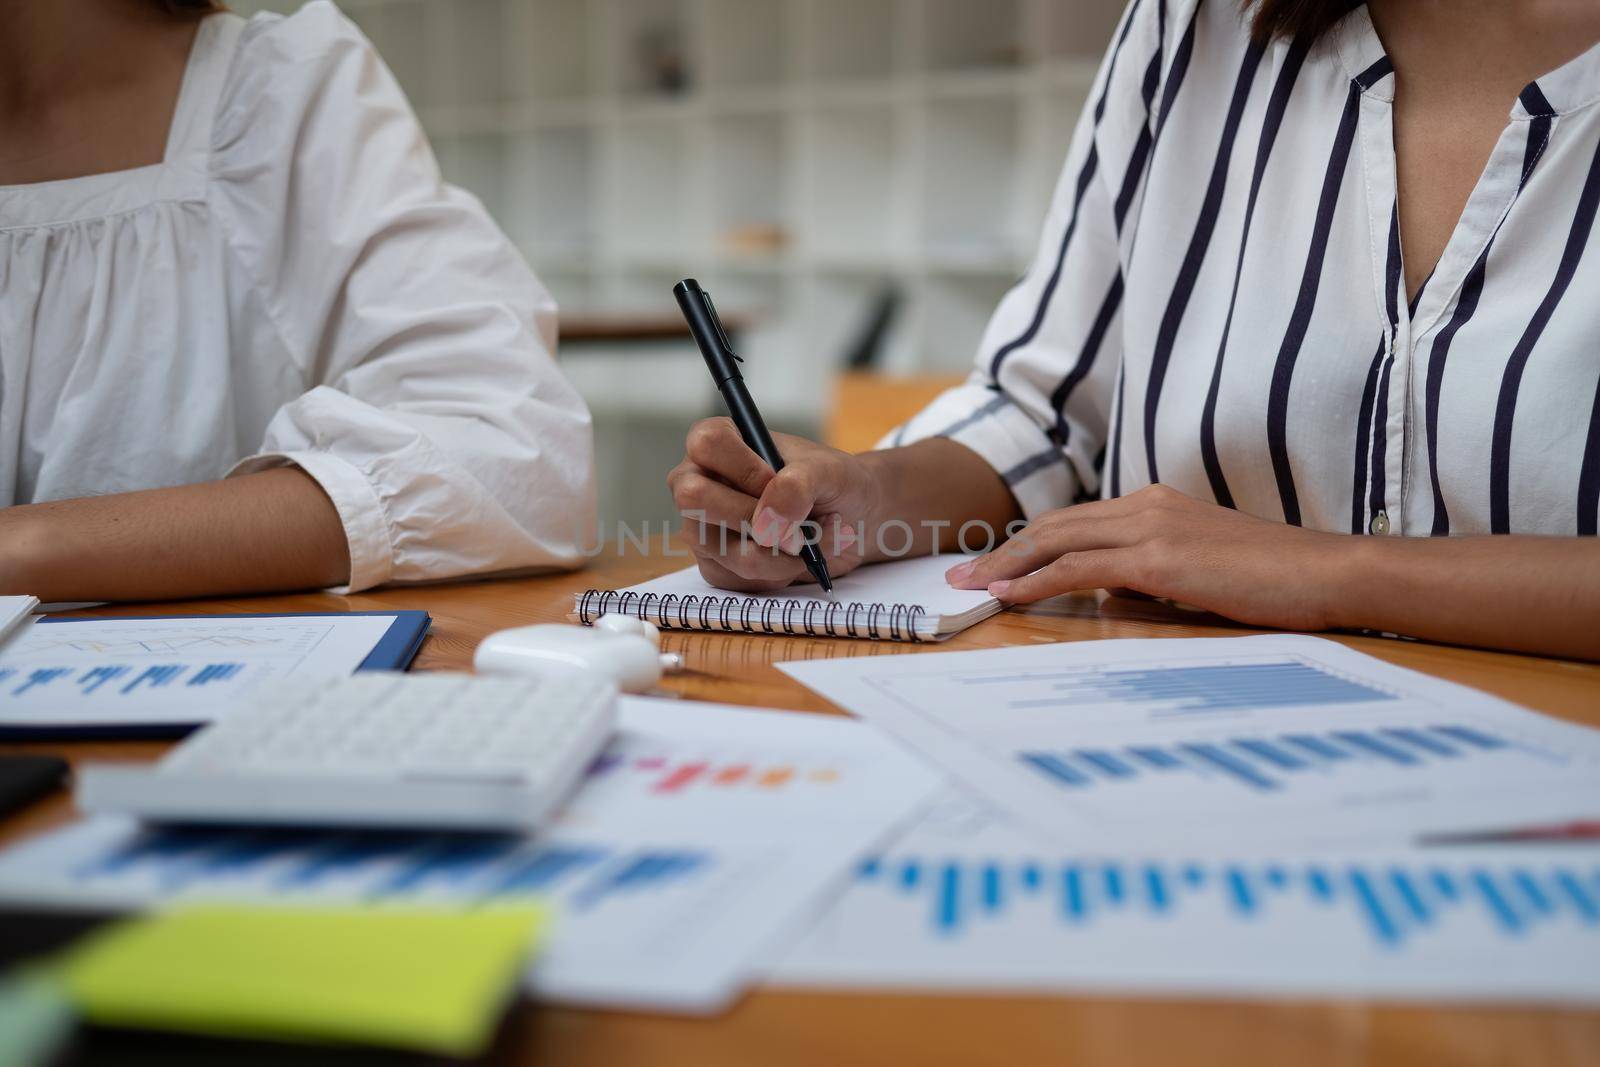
[575,555,1001,641]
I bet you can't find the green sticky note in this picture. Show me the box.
[59,903,548,1056]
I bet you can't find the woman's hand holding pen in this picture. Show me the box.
[668,420,1346,625]
[668,423,1024,593]
[670,429,1600,660]
[667,418,880,593]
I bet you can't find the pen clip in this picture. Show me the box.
[699,288,742,362]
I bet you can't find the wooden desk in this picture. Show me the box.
[559,312,750,347]
[4,546,1599,1066]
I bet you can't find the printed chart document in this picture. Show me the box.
[0,614,422,734]
[0,697,944,1014]
[0,597,36,644]
[780,635,1600,847]
[770,791,1600,1004]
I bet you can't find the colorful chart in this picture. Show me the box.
[588,752,843,794]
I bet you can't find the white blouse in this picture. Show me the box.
[892,0,1600,538]
[0,3,595,591]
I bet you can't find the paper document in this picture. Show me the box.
[0,597,36,644]
[780,635,1600,847]
[0,614,405,732]
[0,697,944,1013]
[770,791,1600,1003]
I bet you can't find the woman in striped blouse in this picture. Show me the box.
[669,0,1600,661]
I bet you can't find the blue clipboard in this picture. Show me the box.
[0,610,430,741]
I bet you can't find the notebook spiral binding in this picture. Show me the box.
[576,590,931,642]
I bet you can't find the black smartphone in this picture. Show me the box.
[0,754,69,819]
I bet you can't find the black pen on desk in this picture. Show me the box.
[673,277,834,595]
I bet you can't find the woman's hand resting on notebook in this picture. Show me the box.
[944,484,1351,631]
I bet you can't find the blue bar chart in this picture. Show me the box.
[1,615,402,730]
[74,823,715,915]
[856,853,1600,947]
[1019,722,1540,793]
[965,661,1397,713]
[773,819,1600,999]
[786,636,1600,846]
[12,668,71,695]
[3,662,247,698]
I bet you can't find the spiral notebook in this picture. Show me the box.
[574,555,1001,642]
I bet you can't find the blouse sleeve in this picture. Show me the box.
[214,2,595,591]
[882,0,1161,519]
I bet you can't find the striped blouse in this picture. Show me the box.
[892,0,1600,538]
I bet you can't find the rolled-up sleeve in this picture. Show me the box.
[215,2,595,591]
[882,0,1157,519]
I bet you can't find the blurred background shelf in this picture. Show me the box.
[235,0,1124,526]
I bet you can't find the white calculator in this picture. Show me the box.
[77,672,617,831]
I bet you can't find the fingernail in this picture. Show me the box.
[780,526,805,554]
[835,526,858,551]
[945,559,975,584]
[987,580,1012,600]
[752,507,788,547]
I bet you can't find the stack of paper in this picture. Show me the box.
[770,634,1600,1003]
[0,697,944,1014]
[0,596,37,645]
[769,790,1600,1002]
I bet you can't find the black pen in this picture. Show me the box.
[673,278,834,594]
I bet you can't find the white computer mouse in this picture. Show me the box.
[592,613,662,646]
[473,620,675,693]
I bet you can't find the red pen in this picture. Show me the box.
[1421,820,1600,845]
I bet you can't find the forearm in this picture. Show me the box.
[856,439,1022,559]
[1329,534,1600,660]
[0,468,351,602]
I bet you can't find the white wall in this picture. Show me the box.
[230,0,1127,521]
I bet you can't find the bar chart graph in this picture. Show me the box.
[971,661,1397,713]
[776,844,1600,999]
[587,752,843,795]
[1,615,398,730]
[772,799,1600,1001]
[854,853,1600,946]
[3,662,251,697]
[74,824,717,915]
[783,635,1600,846]
[9,812,877,1011]
[1018,722,1543,793]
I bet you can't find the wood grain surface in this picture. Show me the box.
[3,544,1597,1066]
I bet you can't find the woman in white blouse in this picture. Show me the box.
[669,0,1600,660]
[0,0,594,601]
